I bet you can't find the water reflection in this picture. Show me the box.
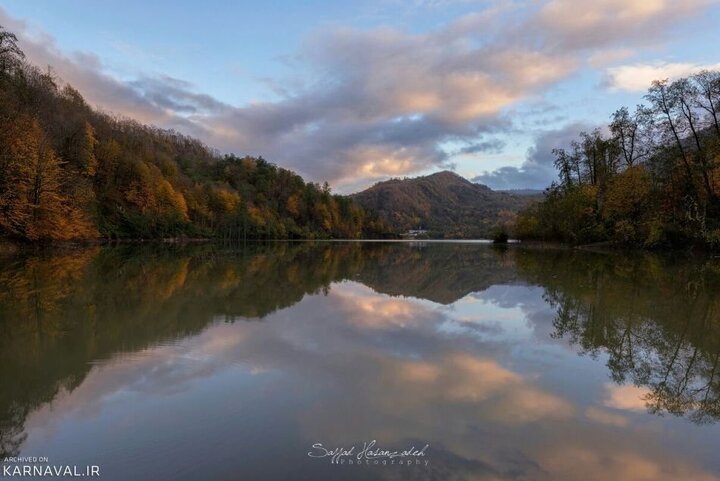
[517,250,720,424]
[1,243,719,480]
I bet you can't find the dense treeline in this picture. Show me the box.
[515,70,720,248]
[0,27,387,242]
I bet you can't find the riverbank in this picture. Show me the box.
[2,235,717,257]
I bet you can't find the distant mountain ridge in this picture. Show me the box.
[499,188,545,196]
[350,171,541,238]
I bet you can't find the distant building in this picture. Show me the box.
[403,229,428,238]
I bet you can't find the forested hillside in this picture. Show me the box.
[0,27,387,242]
[352,170,538,238]
[515,70,720,249]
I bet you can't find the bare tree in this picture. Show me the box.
[610,106,651,167]
[645,79,695,192]
[671,78,714,199]
[0,26,25,74]
[692,70,720,139]
[552,148,575,188]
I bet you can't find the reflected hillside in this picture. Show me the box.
[515,249,720,424]
[356,244,520,304]
[0,242,368,457]
[2,242,720,458]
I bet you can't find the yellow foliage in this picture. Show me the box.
[241,158,256,171]
[603,166,651,221]
[210,187,241,214]
[248,205,266,227]
[0,114,97,241]
[157,180,189,221]
[286,194,301,218]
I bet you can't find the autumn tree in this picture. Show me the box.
[0,114,96,240]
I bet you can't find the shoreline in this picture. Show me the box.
[1,237,715,256]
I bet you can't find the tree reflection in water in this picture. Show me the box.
[0,242,719,460]
[517,249,720,424]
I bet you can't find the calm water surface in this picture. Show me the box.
[1,242,719,480]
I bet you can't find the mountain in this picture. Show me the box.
[351,171,540,238]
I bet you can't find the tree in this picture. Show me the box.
[645,79,696,193]
[286,193,302,219]
[0,114,95,241]
[67,121,98,176]
[0,113,39,237]
[610,106,650,167]
[692,70,720,139]
[670,78,714,199]
[0,26,24,75]
[552,148,575,188]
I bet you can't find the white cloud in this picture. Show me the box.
[604,61,720,92]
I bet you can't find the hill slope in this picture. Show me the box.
[0,27,387,242]
[351,171,540,237]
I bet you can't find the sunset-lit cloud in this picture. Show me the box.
[585,406,629,427]
[604,384,652,411]
[539,445,720,481]
[1,0,719,190]
[604,61,720,91]
[530,0,717,50]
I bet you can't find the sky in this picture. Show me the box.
[1,0,720,193]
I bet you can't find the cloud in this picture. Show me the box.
[604,61,720,92]
[603,384,652,411]
[585,406,629,427]
[0,10,212,138]
[457,139,507,155]
[528,0,719,52]
[381,352,575,425]
[539,445,720,481]
[588,48,636,68]
[2,0,718,191]
[128,76,228,115]
[472,122,594,189]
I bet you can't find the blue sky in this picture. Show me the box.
[2,0,720,192]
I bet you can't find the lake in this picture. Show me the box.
[1,242,719,480]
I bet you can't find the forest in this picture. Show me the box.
[515,69,720,248]
[0,27,387,242]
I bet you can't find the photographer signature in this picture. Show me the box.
[308,440,429,465]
